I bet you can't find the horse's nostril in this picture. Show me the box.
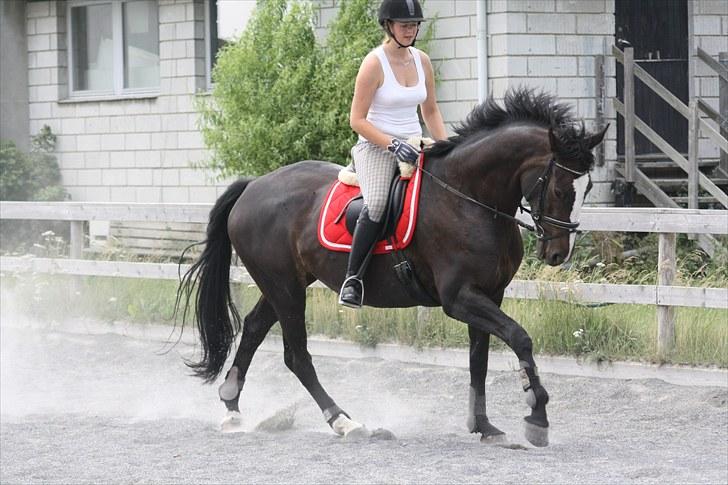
[549,253,563,266]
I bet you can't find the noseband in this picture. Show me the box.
[519,158,588,240]
[418,156,588,241]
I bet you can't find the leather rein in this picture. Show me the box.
[416,154,588,241]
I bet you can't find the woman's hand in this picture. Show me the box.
[387,139,420,164]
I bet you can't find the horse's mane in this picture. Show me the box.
[426,87,595,171]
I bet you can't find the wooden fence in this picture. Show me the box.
[1,202,727,356]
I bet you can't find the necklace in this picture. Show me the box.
[385,47,414,67]
[394,54,413,67]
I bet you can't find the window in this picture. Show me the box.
[204,0,254,87]
[68,0,159,97]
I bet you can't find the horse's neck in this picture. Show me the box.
[430,141,532,216]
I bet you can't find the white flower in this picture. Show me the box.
[108,297,118,303]
[573,328,584,338]
[596,262,606,268]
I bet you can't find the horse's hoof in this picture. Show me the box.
[523,419,549,447]
[370,428,396,441]
[220,411,244,434]
[343,425,371,441]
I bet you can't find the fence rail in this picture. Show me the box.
[1,202,727,356]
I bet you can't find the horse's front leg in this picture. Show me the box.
[443,285,549,447]
[467,327,506,443]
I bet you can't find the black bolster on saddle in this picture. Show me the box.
[344,175,410,239]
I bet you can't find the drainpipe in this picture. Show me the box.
[476,0,488,103]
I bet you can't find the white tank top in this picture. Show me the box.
[361,45,427,141]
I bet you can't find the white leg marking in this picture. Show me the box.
[331,415,368,438]
[566,174,590,262]
[220,410,244,434]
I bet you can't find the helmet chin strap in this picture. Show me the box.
[386,24,419,48]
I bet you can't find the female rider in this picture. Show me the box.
[339,0,448,308]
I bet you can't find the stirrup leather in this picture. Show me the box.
[338,275,364,308]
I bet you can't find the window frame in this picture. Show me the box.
[67,0,160,99]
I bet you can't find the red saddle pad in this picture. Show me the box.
[317,161,424,254]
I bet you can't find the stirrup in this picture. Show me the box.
[338,275,364,309]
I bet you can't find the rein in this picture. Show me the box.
[416,154,587,241]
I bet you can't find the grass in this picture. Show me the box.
[2,273,725,368]
[1,228,725,367]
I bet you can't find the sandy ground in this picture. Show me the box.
[1,321,726,485]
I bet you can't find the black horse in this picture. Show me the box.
[177,88,607,446]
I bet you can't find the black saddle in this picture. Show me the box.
[343,174,410,240]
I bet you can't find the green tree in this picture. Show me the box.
[312,0,383,161]
[0,125,65,201]
[197,0,321,177]
[197,0,435,177]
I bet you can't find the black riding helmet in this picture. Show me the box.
[378,0,425,48]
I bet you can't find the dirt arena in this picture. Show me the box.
[1,321,726,484]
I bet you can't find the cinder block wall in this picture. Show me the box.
[692,0,728,160]
[486,0,616,205]
[26,0,230,203]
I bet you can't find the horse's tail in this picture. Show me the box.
[175,177,253,383]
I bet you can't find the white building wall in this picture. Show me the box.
[486,0,616,206]
[692,0,728,160]
[24,0,724,207]
[26,0,230,204]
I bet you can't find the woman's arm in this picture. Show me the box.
[350,53,392,150]
[419,51,448,141]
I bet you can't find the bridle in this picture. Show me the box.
[518,158,589,240]
[417,154,589,241]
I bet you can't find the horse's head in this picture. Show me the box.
[521,123,608,266]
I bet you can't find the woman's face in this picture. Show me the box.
[389,21,420,44]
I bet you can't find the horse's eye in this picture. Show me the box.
[554,187,565,199]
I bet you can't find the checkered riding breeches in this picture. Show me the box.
[350,141,399,223]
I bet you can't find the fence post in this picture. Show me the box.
[657,233,676,358]
[416,306,432,341]
[687,100,700,240]
[70,221,84,259]
[624,47,636,184]
[594,54,606,167]
[720,52,727,175]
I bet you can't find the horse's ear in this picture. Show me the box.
[586,123,609,149]
[548,127,561,152]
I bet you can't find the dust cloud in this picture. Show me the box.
[0,283,433,436]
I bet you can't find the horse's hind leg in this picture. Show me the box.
[218,295,277,431]
[467,327,506,443]
[273,288,367,438]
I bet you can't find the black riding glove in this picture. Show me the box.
[387,139,420,165]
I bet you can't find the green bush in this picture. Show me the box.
[1,126,68,253]
[197,0,433,177]
[311,0,384,161]
[0,125,65,201]
[197,0,321,177]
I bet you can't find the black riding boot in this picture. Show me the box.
[338,207,383,308]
